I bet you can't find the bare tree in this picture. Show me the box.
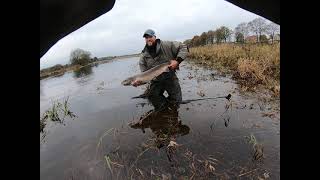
[248,18,267,42]
[266,22,280,43]
[228,29,233,42]
[235,22,249,42]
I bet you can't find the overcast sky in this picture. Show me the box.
[40,0,265,69]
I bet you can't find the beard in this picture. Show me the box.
[147,40,155,47]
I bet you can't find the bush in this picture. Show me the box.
[70,48,92,66]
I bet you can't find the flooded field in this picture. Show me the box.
[40,57,280,180]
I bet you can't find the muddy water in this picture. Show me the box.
[40,57,280,180]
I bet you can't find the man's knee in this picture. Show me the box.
[166,78,182,103]
[148,83,167,109]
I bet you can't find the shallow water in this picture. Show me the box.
[40,57,280,180]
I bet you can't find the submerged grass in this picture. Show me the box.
[94,125,266,179]
[245,134,264,161]
[40,97,76,133]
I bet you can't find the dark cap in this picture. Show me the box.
[143,29,156,38]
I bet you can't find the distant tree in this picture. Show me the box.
[216,26,232,43]
[191,35,201,47]
[183,39,192,47]
[207,30,215,44]
[259,34,268,43]
[266,22,280,44]
[248,18,267,42]
[228,30,233,42]
[188,37,194,47]
[200,32,208,45]
[235,22,249,43]
[212,30,216,43]
[70,48,92,66]
[215,28,223,43]
[235,32,245,43]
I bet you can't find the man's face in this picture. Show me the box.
[144,35,156,46]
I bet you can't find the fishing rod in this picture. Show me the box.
[132,93,231,103]
[180,94,231,104]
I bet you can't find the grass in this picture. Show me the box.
[40,97,76,133]
[83,119,270,179]
[245,134,264,161]
[188,43,280,97]
[94,124,232,180]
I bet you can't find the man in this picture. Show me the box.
[132,29,189,110]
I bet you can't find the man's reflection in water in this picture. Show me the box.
[129,94,190,150]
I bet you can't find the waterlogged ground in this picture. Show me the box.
[40,57,280,180]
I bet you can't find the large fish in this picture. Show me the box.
[121,62,170,86]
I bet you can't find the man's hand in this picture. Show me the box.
[131,79,142,87]
[169,60,179,70]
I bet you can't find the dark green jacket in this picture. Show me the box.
[139,39,189,73]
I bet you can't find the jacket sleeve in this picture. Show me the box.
[171,41,189,63]
[139,54,148,72]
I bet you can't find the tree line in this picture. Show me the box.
[183,18,280,47]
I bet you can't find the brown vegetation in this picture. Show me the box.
[188,43,280,96]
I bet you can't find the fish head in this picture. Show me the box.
[121,77,134,86]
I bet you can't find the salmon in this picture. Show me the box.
[121,62,170,86]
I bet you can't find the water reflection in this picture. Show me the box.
[73,65,93,78]
[130,95,190,151]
